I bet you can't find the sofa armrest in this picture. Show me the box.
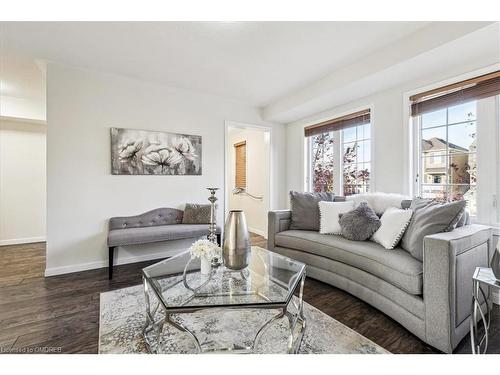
[267,210,292,251]
[423,224,492,352]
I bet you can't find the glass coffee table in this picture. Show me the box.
[141,246,306,354]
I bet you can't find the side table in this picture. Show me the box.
[470,267,495,354]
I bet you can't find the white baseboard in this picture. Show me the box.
[45,248,180,277]
[249,227,267,239]
[0,236,46,246]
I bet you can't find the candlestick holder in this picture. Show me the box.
[206,187,219,245]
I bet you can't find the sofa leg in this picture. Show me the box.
[216,233,221,246]
[109,247,115,280]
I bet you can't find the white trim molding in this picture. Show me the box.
[248,227,267,239]
[0,236,46,246]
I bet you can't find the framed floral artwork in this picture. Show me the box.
[110,127,202,175]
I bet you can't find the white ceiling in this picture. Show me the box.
[0,21,431,108]
[2,21,497,123]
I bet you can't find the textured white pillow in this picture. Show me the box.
[347,192,409,215]
[371,207,413,249]
[318,201,355,235]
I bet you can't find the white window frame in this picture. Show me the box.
[304,107,374,196]
[407,65,500,227]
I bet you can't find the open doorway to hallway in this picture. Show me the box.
[225,122,271,241]
[0,117,47,285]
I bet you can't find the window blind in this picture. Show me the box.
[234,141,247,189]
[410,71,500,117]
[304,109,370,137]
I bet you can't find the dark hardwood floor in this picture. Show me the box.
[0,233,496,354]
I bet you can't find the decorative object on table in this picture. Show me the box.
[188,239,220,275]
[338,202,381,241]
[99,283,389,354]
[470,267,497,354]
[110,127,202,175]
[491,244,500,280]
[223,210,250,270]
[206,188,219,245]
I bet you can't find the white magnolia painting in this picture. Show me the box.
[110,128,202,175]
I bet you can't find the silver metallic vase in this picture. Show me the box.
[223,210,251,270]
[491,245,500,280]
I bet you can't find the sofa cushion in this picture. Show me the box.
[346,192,410,215]
[339,202,381,241]
[182,203,212,224]
[289,191,334,231]
[371,207,413,250]
[401,198,467,261]
[275,230,423,295]
[108,224,219,247]
[318,201,354,235]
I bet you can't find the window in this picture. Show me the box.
[234,141,247,189]
[342,123,371,196]
[309,132,334,193]
[411,71,500,222]
[305,109,371,196]
[418,102,477,213]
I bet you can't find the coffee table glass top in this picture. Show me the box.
[142,246,306,310]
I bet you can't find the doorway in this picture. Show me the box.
[224,121,272,240]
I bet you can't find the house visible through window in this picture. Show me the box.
[305,109,371,196]
[234,141,247,189]
[411,70,500,222]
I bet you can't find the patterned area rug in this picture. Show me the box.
[99,284,389,354]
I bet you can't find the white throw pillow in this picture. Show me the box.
[318,201,355,235]
[371,207,413,249]
[347,192,409,215]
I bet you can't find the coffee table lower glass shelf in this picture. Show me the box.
[141,246,307,354]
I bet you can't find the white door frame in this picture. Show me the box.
[224,120,273,237]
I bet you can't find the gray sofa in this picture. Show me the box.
[268,200,493,353]
[107,207,220,279]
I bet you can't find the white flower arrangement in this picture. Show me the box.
[189,239,221,260]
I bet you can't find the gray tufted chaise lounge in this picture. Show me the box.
[107,207,220,279]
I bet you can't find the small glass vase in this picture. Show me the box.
[200,256,212,275]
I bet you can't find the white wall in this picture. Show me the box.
[0,119,46,245]
[285,59,500,203]
[0,96,46,122]
[227,127,270,237]
[46,64,285,276]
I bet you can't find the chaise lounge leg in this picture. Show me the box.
[109,246,115,280]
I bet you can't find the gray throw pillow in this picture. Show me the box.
[289,191,334,231]
[401,198,466,261]
[339,202,381,241]
[182,203,212,224]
